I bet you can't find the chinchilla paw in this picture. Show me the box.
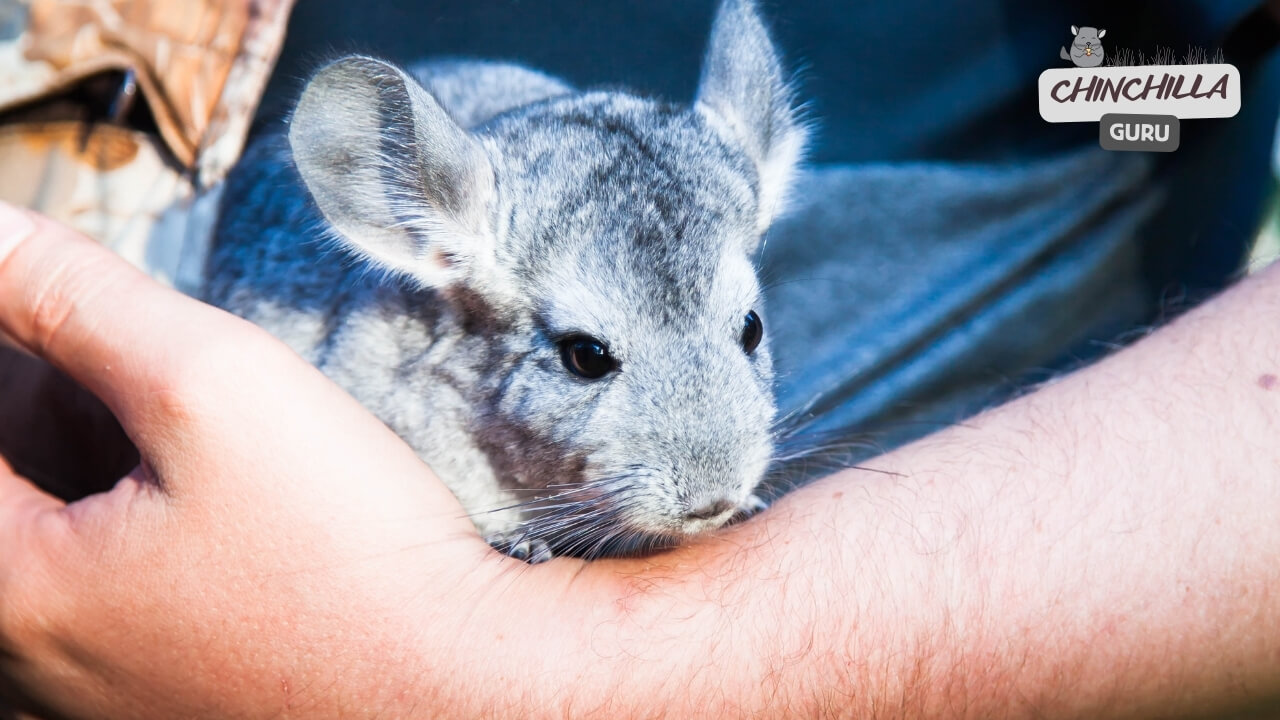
[729,493,769,524]
[486,531,554,564]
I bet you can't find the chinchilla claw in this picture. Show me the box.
[487,532,554,564]
[730,493,769,524]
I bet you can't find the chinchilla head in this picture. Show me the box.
[288,0,805,553]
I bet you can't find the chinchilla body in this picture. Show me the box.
[203,0,805,560]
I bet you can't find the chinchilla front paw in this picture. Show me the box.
[729,493,769,524]
[486,531,554,564]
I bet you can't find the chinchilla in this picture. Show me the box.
[1061,25,1106,68]
[202,0,806,562]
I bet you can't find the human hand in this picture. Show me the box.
[0,203,519,717]
[0,204,770,720]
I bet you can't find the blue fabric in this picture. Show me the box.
[263,1,1280,482]
[763,150,1156,456]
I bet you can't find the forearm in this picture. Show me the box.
[495,265,1280,719]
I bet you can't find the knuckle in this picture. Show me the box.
[23,259,81,358]
[143,319,282,423]
[20,245,123,362]
[146,341,236,424]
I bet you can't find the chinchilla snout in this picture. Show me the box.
[584,343,776,537]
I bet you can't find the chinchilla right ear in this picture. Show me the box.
[696,0,806,233]
[289,55,497,288]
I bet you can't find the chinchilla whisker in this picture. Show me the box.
[582,528,626,560]
[525,506,611,532]
[567,524,629,560]
[520,503,616,538]
[772,388,830,425]
[547,503,633,558]
[542,525,598,558]
[465,474,637,519]
[779,461,903,479]
[770,441,879,464]
[467,486,602,517]
[759,275,867,293]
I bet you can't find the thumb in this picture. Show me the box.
[0,203,251,417]
[0,204,364,494]
[0,205,466,525]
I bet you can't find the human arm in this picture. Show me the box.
[529,245,1280,718]
[640,265,1280,718]
[0,203,1278,718]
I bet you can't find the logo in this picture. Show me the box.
[1098,114,1180,153]
[1039,25,1241,152]
[1060,26,1106,68]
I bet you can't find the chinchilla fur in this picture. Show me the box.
[202,0,806,561]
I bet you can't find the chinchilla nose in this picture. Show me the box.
[684,497,736,521]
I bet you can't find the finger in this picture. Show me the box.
[0,204,299,423]
[0,450,61,507]
[0,203,253,401]
[0,205,447,511]
[0,205,310,481]
[0,455,64,542]
[0,456,65,599]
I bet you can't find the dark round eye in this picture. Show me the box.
[740,310,763,354]
[559,335,616,379]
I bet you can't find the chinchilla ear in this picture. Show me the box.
[695,0,806,232]
[289,55,496,287]
[1098,29,1106,39]
[1071,25,1079,36]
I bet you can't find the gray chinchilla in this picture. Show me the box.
[202,0,805,562]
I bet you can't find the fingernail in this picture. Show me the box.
[0,202,36,263]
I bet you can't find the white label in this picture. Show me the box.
[1038,64,1240,123]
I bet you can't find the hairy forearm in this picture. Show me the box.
[473,265,1280,719]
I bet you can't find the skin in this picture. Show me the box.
[0,204,1279,719]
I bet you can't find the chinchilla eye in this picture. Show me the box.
[559,335,616,379]
[741,310,763,354]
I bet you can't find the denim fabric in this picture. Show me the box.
[760,150,1157,480]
